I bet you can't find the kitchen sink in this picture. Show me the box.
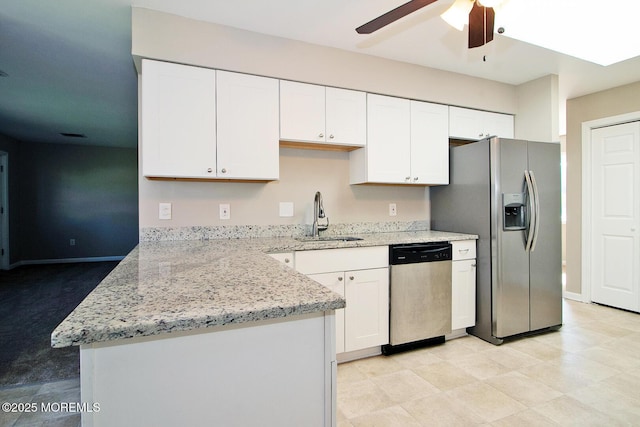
[296,236,364,242]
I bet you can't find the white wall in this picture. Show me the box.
[515,74,560,142]
[132,8,532,230]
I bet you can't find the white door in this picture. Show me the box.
[279,80,325,143]
[325,87,366,147]
[451,259,476,330]
[216,71,279,180]
[366,94,411,183]
[591,121,640,312]
[344,267,389,352]
[308,272,345,354]
[410,100,449,185]
[141,59,217,178]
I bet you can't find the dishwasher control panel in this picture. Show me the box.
[389,242,452,265]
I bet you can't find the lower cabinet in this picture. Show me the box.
[296,247,389,355]
[451,240,477,330]
[309,268,389,354]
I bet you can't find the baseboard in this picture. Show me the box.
[563,291,585,302]
[8,256,124,270]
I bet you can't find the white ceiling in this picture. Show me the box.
[1,0,639,148]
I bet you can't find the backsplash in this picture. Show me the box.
[140,220,430,242]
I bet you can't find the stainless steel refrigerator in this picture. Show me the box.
[431,137,562,345]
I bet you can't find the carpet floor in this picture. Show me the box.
[0,262,118,387]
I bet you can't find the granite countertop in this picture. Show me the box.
[51,229,477,348]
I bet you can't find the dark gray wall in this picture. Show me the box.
[0,134,138,265]
[0,134,21,264]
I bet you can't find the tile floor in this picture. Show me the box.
[337,299,640,426]
[0,378,80,427]
[1,299,638,426]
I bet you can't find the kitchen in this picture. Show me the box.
[2,1,640,426]
[49,6,569,426]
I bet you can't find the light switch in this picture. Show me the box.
[279,202,294,217]
[389,203,397,217]
[159,202,172,220]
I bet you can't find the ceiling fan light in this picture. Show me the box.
[441,0,474,31]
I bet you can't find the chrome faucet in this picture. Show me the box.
[312,191,329,237]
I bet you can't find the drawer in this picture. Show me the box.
[452,240,476,261]
[295,246,388,274]
[268,252,294,268]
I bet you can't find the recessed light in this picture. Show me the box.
[60,133,87,138]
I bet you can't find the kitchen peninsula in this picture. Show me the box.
[52,229,476,426]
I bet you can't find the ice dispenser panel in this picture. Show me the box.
[503,193,526,230]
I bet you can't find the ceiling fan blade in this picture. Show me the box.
[356,0,439,34]
[468,2,495,48]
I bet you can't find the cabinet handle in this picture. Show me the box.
[329,134,334,139]
[338,276,343,281]
[318,133,324,138]
[413,177,419,182]
[221,168,227,174]
[349,276,354,281]
[459,249,469,254]
[405,176,411,182]
[207,168,213,173]
[479,133,484,137]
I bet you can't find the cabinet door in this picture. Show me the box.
[366,94,411,183]
[268,252,294,268]
[325,87,366,147]
[344,267,389,352]
[452,259,476,330]
[141,59,216,178]
[308,272,346,354]
[216,71,279,180]
[449,106,486,140]
[280,81,325,143]
[485,111,514,139]
[410,101,449,185]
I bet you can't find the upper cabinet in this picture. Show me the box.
[350,94,449,185]
[216,71,279,180]
[141,59,279,180]
[280,81,366,149]
[449,106,514,141]
[141,59,217,179]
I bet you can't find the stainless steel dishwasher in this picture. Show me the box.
[383,242,452,355]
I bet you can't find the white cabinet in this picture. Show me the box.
[451,240,477,330]
[141,60,279,180]
[307,272,345,354]
[296,247,389,354]
[280,80,366,148]
[141,59,217,178]
[268,252,294,268]
[343,267,389,352]
[350,94,449,185]
[216,71,279,180]
[449,106,514,141]
[410,100,450,185]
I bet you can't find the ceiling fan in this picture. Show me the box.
[356,0,508,49]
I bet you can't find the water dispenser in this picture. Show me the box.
[503,193,526,230]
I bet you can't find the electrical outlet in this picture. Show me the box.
[219,204,230,220]
[159,202,172,220]
[69,239,76,246]
[389,203,397,217]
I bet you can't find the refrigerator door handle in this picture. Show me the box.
[524,170,536,252]
[529,170,541,252]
